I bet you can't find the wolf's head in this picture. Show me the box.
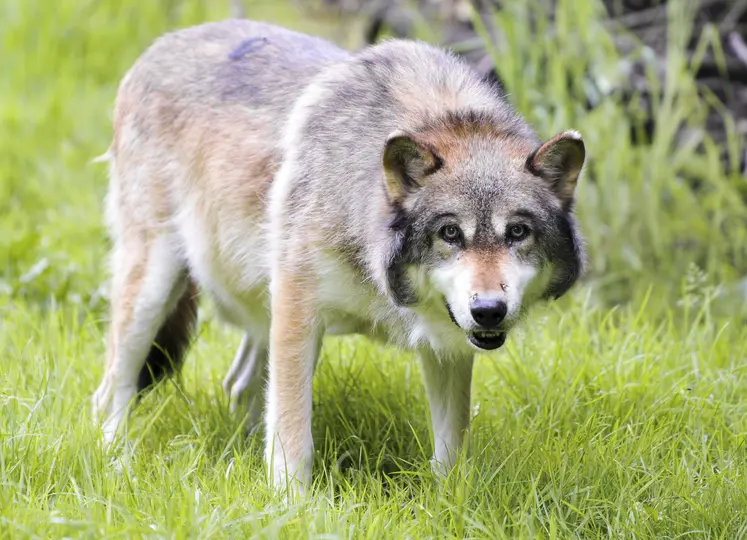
[381,113,586,351]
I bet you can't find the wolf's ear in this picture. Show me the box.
[526,130,585,210]
[382,131,443,205]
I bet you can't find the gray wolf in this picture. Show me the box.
[91,19,586,492]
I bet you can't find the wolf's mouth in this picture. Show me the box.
[446,302,508,350]
[468,331,507,350]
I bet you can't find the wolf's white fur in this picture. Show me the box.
[419,349,474,472]
[94,231,188,444]
[92,20,585,496]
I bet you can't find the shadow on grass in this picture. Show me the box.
[124,335,434,490]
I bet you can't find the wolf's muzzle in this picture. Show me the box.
[470,297,507,330]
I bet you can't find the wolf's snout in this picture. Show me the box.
[470,297,507,329]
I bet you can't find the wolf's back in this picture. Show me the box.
[119,19,349,113]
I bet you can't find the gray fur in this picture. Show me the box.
[116,20,585,313]
[272,39,586,310]
[94,19,587,489]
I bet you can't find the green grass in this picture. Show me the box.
[2,0,747,537]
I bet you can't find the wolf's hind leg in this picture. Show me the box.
[419,350,475,475]
[223,334,268,431]
[222,333,252,394]
[92,235,191,445]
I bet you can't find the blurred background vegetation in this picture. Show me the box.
[1,0,746,321]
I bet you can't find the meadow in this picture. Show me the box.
[2,0,747,537]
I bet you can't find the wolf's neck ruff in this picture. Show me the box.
[92,19,586,494]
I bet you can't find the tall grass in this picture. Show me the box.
[473,0,747,311]
[1,0,747,537]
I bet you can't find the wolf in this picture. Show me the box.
[91,19,586,492]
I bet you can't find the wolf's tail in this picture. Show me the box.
[137,279,199,392]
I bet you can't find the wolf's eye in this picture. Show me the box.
[440,224,463,244]
[507,224,530,242]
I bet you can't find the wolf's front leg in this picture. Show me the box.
[265,268,321,494]
[419,350,475,475]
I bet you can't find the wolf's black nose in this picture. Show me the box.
[470,298,507,329]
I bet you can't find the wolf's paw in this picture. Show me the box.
[266,446,312,502]
[271,465,310,503]
[91,379,136,448]
[430,457,449,479]
[91,379,112,422]
[226,386,264,434]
